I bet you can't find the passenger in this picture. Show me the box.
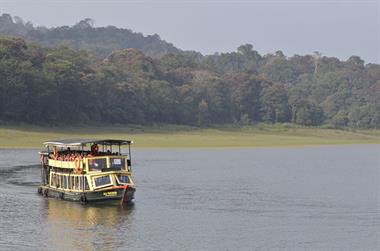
[53,153,58,160]
[91,144,99,155]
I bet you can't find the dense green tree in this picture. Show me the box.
[260,84,290,123]
[197,99,210,126]
[224,73,263,122]
[0,33,378,129]
[0,14,182,58]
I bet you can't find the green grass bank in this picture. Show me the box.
[0,124,378,148]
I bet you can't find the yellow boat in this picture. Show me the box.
[38,139,135,204]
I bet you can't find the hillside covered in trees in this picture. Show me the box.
[0,14,379,129]
[0,14,183,57]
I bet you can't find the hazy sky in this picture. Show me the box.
[0,0,379,63]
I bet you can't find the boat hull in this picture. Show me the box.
[38,186,136,204]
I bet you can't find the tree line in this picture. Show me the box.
[0,36,379,128]
[0,14,184,58]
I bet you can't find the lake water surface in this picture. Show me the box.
[0,145,379,250]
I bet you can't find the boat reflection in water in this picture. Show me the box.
[42,198,135,250]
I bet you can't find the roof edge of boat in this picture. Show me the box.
[43,139,132,147]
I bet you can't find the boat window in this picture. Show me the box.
[73,176,84,190]
[93,176,112,187]
[84,177,90,190]
[59,175,63,188]
[88,158,107,171]
[110,158,125,170]
[77,176,81,190]
[72,176,76,190]
[69,176,73,190]
[116,175,129,184]
[73,176,80,190]
[51,174,58,187]
[63,176,68,189]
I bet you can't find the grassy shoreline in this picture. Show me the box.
[0,124,378,148]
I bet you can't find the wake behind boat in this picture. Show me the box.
[38,139,135,204]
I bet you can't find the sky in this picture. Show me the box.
[0,0,379,64]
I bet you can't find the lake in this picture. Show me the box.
[0,145,379,250]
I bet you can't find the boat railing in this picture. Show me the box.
[48,159,80,169]
[48,155,130,172]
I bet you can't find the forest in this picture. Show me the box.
[0,14,184,57]
[0,14,379,129]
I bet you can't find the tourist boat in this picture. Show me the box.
[37,139,136,204]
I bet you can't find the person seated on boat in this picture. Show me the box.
[91,144,99,155]
[74,152,82,161]
[51,147,59,160]
[64,148,71,160]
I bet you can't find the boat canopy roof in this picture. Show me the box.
[43,139,132,147]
